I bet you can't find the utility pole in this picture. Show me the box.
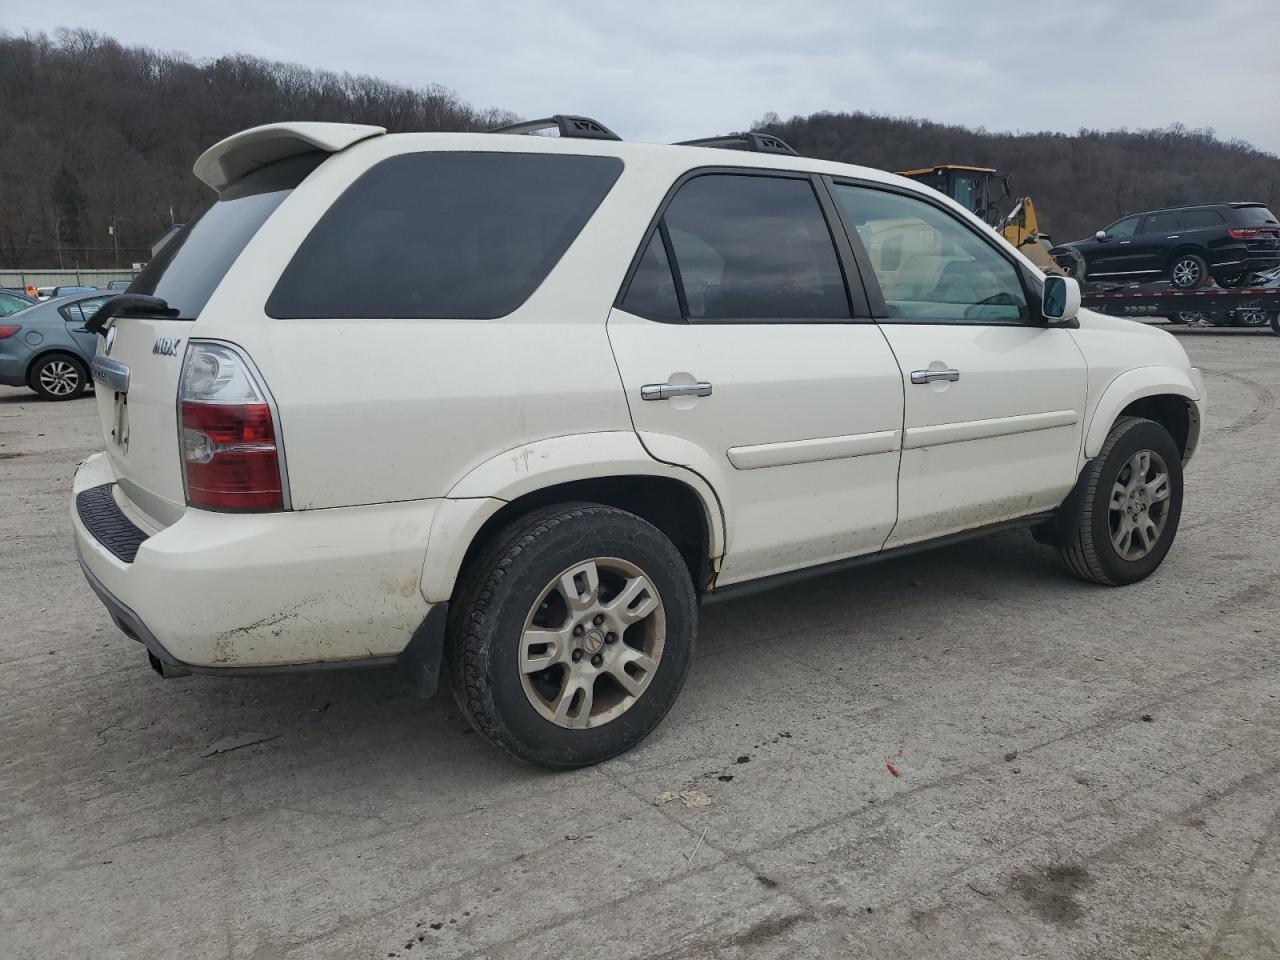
[109,215,120,269]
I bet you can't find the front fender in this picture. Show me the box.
[1083,366,1203,460]
[420,431,727,603]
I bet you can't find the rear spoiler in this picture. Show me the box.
[193,122,386,193]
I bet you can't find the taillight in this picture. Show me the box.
[0,325,20,339]
[178,341,287,511]
[1228,227,1274,239]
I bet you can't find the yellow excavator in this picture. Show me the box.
[895,164,1069,274]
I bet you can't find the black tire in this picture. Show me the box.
[1271,312,1280,336]
[1166,313,1187,325]
[1169,252,1208,289]
[29,353,87,400]
[1056,417,1184,586]
[1235,309,1271,328]
[447,503,697,769]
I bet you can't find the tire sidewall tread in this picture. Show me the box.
[1057,416,1184,586]
[446,502,697,769]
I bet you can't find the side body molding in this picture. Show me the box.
[1082,366,1203,461]
[420,431,727,603]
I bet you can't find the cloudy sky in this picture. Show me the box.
[8,0,1280,154]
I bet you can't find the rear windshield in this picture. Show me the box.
[1234,206,1279,226]
[265,152,624,320]
[131,152,324,319]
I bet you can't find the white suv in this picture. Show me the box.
[73,116,1205,768]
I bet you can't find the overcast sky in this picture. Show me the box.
[8,0,1280,154]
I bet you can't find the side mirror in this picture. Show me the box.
[1043,275,1081,324]
[1094,230,1108,241]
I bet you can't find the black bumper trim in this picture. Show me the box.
[76,482,148,563]
[75,544,448,689]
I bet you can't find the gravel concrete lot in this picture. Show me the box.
[2,326,1278,960]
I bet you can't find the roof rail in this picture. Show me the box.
[675,132,799,156]
[488,114,621,142]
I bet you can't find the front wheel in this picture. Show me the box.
[1057,417,1184,586]
[447,503,697,769]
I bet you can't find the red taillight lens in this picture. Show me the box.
[1228,227,1263,239]
[180,401,283,510]
[0,324,20,339]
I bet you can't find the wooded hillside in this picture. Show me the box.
[2,29,1277,268]
[0,30,512,268]
[753,111,1280,241]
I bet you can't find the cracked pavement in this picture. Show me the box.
[2,325,1278,959]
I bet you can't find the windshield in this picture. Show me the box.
[130,152,323,319]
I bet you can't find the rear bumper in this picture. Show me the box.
[72,452,447,678]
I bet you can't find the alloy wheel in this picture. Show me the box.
[1109,449,1172,561]
[38,360,80,396]
[1171,258,1202,288]
[519,557,665,729]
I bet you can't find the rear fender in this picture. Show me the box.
[421,431,727,603]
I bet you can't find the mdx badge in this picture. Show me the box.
[153,337,182,357]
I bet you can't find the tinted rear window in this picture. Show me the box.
[266,152,624,320]
[1234,206,1279,226]
[131,153,323,319]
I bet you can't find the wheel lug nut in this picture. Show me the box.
[591,654,603,667]
[592,614,605,626]
[605,632,617,644]
[573,624,585,637]
[572,649,583,662]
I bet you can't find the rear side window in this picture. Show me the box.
[60,296,112,325]
[267,153,624,320]
[131,152,323,319]
[1181,209,1224,228]
[658,174,851,321]
[621,231,681,321]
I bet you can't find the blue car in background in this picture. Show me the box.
[0,291,112,400]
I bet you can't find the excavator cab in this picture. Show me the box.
[897,165,1010,225]
[897,163,1067,275]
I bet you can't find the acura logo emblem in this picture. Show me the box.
[153,337,181,357]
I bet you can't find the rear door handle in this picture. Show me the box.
[910,368,960,385]
[641,382,713,401]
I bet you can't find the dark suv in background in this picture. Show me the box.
[1052,202,1280,288]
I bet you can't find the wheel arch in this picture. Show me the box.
[25,347,88,384]
[421,432,727,603]
[1083,368,1202,463]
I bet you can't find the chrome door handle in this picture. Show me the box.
[910,368,960,385]
[641,382,713,401]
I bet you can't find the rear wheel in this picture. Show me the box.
[447,503,697,769]
[1169,253,1208,289]
[29,353,86,400]
[1236,309,1271,327]
[1057,417,1183,586]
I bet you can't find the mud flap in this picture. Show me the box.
[398,603,450,699]
[1032,460,1095,547]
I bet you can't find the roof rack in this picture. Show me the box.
[487,114,621,142]
[674,132,799,156]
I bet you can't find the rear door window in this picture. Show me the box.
[1181,209,1225,229]
[655,173,851,322]
[267,152,624,320]
[1142,212,1180,234]
[131,152,324,319]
